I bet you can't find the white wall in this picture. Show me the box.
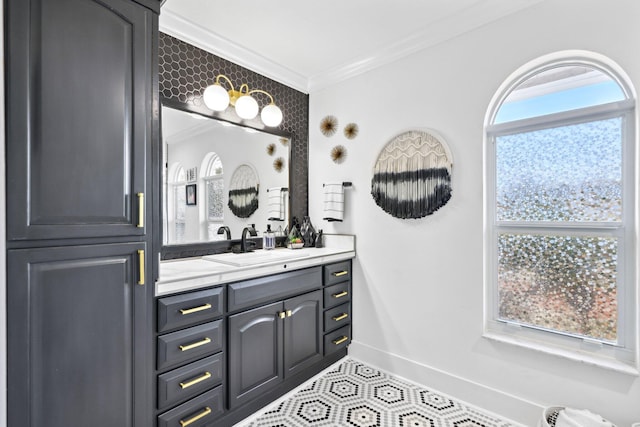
[308,1,640,425]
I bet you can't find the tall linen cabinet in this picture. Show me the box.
[5,0,160,426]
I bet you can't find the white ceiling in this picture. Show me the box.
[160,0,544,93]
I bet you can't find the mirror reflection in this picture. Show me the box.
[162,105,290,245]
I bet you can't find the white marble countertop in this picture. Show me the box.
[155,234,355,296]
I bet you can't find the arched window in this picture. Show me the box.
[167,163,186,243]
[484,53,637,373]
[201,152,224,240]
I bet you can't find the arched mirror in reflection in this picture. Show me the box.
[162,105,290,246]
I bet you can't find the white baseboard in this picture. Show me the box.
[348,340,543,426]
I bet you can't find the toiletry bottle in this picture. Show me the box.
[264,225,275,250]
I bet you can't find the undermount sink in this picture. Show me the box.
[202,249,310,267]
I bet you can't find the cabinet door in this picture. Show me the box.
[284,290,323,378]
[7,243,149,427]
[6,0,153,241]
[228,301,283,409]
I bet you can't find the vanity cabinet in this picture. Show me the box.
[154,260,351,426]
[228,289,323,409]
[156,285,226,425]
[5,0,159,426]
[323,260,353,355]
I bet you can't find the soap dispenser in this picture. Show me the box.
[263,224,275,250]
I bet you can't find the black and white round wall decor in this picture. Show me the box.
[371,130,453,219]
[228,164,259,218]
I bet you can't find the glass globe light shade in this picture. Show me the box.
[235,95,259,119]
[203,84,230,111]
[260,104,283,127]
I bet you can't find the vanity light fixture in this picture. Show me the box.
[202,74,283,127]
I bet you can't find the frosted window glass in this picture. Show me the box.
[497,233,618,342]
[496,117,622,222]
[207,178,224,221]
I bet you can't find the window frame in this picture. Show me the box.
[483,57,638,374]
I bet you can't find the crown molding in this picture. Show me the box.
[161,0,544,94]
[307,0,546,92]
[159,10,309,93]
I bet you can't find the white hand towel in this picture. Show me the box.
[556,408,614,427]
[267,187,285,221]
[323,183,344,222]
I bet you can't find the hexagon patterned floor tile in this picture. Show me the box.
[244,359,515,427]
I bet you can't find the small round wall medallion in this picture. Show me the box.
[330,145,347,164]
[273,157,285,172]
[320,115,338,137]
[266,143,276,156]
[343,123,359,139]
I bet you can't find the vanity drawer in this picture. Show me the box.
[324,302,351,332]
[157,353,224,410]
[324,324,351,355]
[323,260,351,286]
[323,281,350,309]
[157,386,224,427]
[158,287,224,333]
[228,266,322,312]
[157,320,224,370]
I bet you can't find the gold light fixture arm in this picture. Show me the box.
[214,74,235,91]
[248,89,276,105]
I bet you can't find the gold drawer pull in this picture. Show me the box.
[137,250,145,285]
[179,337,211,352]
[179,371,212,389]
[333,336,349,345]
[180,407,212,427]
[180,303,212,315]
[286,310,292,317]
[137,193,144,228]
[279,311,286,319]
[333,313,349,322]
[333,270,348,277]
[332,291,348,298]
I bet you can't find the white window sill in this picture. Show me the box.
[483,331,639,376]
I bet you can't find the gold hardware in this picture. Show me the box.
[179,371,212,389]
[212,74,277,106]
[137,250,145,285]
[180,303,212,315]
[333,336,349,345]
[333,313,349,322]
[179,407,212,427]
[279,312,286,319]
[286,310,292,317]
[333,270,348,277]
[179,337,211,352]
[332,291,348,298]
[137,193,144,228]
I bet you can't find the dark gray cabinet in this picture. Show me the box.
[228,290,322,409]
[5,0,159,426]
[284,291,323,377]
[228,301,284,409]
[323,260,352,355]
[7,243,149,427]
[6,0,154,241]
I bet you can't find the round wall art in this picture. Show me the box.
[228,164,259,218]
[371,130,452,219]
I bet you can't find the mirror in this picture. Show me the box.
[162,104,290,247]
